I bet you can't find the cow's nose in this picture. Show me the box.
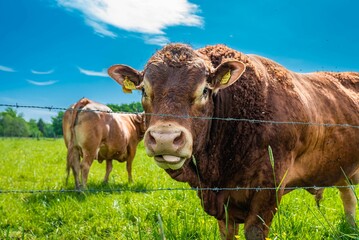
[146,129,184,154]
[144,123,193,159]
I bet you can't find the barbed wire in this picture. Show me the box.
[1,103,359,129]
[1,103,359,196]
[0,103,67,111]
[0,185,357,195]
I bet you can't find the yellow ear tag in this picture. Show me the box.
[122,76,136,93]
[220,70,231,85]
[122,86,132,93]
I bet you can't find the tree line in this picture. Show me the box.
[0,102,143,138]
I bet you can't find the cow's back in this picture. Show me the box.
[290,71,359,186]
[63,100,111,154]
[246,55,359,187]
[74,102,113,158]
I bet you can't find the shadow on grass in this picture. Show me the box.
[86,181,149,194]
[318,217,359,240]
[336,219,359,239]
[23,181,150,205]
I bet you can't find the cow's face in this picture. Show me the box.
[109,44,245,170]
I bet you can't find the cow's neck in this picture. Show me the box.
[194,65,270,187]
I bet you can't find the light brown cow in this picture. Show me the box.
[108,44,359,239]
[63,98,146,189]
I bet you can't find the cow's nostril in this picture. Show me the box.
[148,131,156,145]
[173,132,184,146]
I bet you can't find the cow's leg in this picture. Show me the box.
[126,148,136,183]
[336,171,359,227]
[103,160,113,183]
[126,157,133,183]
[67,147,81,190]
[244,190,279,240]
[339,172,359,227]
[80,150,94,188]
[218,219,239,240]
[339,186,357,226]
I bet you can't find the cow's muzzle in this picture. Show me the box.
[144,122,193,170]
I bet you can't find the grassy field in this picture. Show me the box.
[0,138,358,239]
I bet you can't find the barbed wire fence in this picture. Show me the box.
[1,102,359,195]
[1,103,359,129]
[1,186,358,195]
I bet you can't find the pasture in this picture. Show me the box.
[0,138,358,239]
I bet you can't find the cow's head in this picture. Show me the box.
[109,44,245,170]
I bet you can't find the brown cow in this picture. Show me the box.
[108,44,359,239]
[63,98,146,189]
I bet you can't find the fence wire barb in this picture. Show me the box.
[1,103,359,129]
[0,185,358,195]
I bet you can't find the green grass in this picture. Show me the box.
[0,138,358,239]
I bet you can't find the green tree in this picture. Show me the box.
[44,123,55,138]
[107,102,143,113]
[28,119,42,138]
[51,111,64,137]
[0,108,29,137]
[3,108,17,118]
[37,119,46,136]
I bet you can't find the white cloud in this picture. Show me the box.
[31,69,55,75]
[85,19,117,38]
[26,79,58,86]
[143,35,170,46]
[78,67,108,77]
[57,0,203,45]
[0,65,15,72]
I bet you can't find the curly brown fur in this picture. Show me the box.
[148,43,198,68]
[197,44,252,68]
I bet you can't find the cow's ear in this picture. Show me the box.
[108,64,143,93]
[210,61,246,92]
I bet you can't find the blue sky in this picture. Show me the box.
[1,0,358,122]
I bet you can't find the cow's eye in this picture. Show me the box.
[142,88,147,98]
[202,87,209,98]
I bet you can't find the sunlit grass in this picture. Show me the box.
[0,138,358,239]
